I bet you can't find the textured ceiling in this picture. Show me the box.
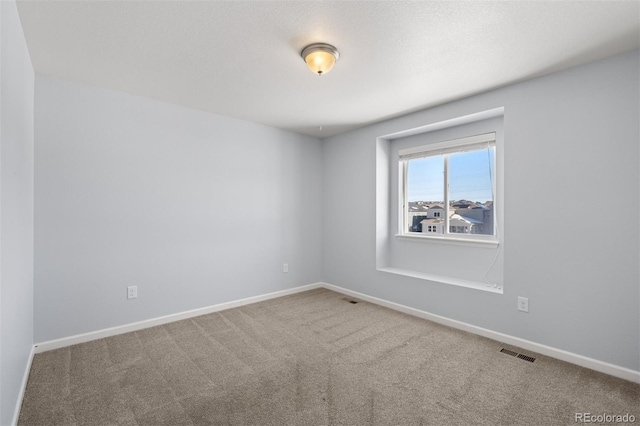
[16,1,640,138]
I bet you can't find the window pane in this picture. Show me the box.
[406,155,444,234]
[448,147,495,235]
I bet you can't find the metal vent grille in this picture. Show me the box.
[499,347,537,363]
[500,348,518,357]
[517,354,536,363]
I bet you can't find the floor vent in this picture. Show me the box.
[499,348,518,357]
[517,354,536,363]
[500,348,536,363]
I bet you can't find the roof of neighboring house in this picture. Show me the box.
[420,219,444,224]
[450,214,483,225]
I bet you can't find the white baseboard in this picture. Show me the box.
[34,282,322,354]
[319,282,640,384]
[12,344,35,426]
[32,280,639,384]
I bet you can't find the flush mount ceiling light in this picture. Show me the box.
[301,43,340,76]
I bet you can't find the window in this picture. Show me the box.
[400,133,496,242]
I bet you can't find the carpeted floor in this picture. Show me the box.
[18,288,639,425]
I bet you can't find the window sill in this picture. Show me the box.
[395,233,499,248]
[378,266,503,294]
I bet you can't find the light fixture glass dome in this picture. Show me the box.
[301,43,339,76]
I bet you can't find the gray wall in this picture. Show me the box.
[34,76,323,342]
[322,50,640,371]
[0,0,35,424]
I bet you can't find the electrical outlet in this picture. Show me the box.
[517,296,529,312]
[283,263,289,273]
[127,286,138,299]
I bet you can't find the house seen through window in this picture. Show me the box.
[400,133,496,241]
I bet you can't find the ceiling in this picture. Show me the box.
[16,1,640,139]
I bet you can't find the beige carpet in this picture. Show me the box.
[18,288,639,425]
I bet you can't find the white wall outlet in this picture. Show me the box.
[517,296,529,312]
[283,263,289,273]
[127,285,138,299]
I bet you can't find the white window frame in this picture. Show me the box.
[399,132,498,244]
